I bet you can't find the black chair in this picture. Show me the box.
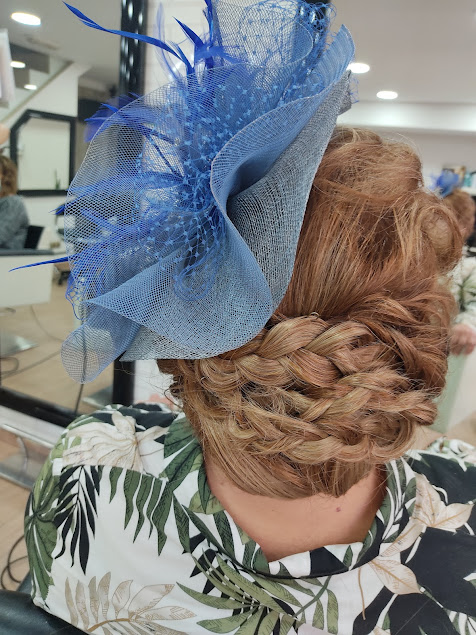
[0,574,82,634]
[23,225,44,250]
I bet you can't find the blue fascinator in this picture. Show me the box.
[433,169,461,199]
[59,0,355,382]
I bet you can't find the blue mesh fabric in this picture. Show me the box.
[61,0,355,382]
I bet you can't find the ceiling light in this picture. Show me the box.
[24,84,37,91]
[348,62,370,74]
[377,90,398,100]
[11,12,41,26]
[11,60,26,69]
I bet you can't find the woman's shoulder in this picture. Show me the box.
[1,193,23,204]
[48,403,187,477]
[24,404,201,612]
[0,194,28,214]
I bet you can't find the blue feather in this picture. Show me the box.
[175,19,204,49]
[155,5,179,80]
[84,94,138,141]
[169,42,194,75]
[203,0,215,42]
[195,46,238,65]
[64,3,182,60]
[10,256,70,272]
[174,19,214,69]
[65,2,230,77]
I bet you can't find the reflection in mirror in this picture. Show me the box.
[18,118,69,191]
[0,0,121,423]
[10,109,75,194]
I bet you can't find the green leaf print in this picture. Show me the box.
[378,494,393,527]
[53,466,101,574]
[237,524,252,545]
[214,510,235,555]
[273,573,315,599]
[198,612,250,633]
[133,475,154,541]
[123,470,142,528]
[157,528,167,556]
[252,548,270,574]
[242,540,256,569]
[214,556,284,614]
[312,599,325,629]
[178,584,247,610]
[189,490,223,515]
[191,551,266,607]
[164,442,202,485]
[25,458,61,600]
[182,554,306,634]
[152,482,174,536]
[25,504,57,601]
[248,575,302,608]
[235,608,266,634]
[327,589,338,634]
[343,545,354,569]
[173,495,191,552]
[163,417,196,458]
[279,614,299,635]
[109,468,122,502]
[186,509,228,552]
[198,463,212,509]
[146,479,164,537]
[255,610,280,634]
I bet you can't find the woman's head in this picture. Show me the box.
[158,127,462,499]
[0,155,18,197]
[444,188,476,240]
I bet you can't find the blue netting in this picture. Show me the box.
[61,0,355,382]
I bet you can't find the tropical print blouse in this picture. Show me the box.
[25,404,476,635]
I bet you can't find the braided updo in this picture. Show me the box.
[157,127,462,498]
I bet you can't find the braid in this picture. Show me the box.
[157,127,462,499]
[162,307,446,498]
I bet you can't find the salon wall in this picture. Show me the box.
[339,101,476,136]
[338,102,476,185]
[377,130,476,186]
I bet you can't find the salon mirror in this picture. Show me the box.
[10,109,75,196]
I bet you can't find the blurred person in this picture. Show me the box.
[443,183,476,354]
[0,154,29,249]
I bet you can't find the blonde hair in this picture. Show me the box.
[157,128,462,499]
[0,155,18,197]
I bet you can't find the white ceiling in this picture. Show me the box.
[335,0,476,104]
[1,0,476,104]
[0,0,121,87]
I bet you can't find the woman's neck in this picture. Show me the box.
[206,460,386,562]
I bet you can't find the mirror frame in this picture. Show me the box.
[9,109,76,197]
